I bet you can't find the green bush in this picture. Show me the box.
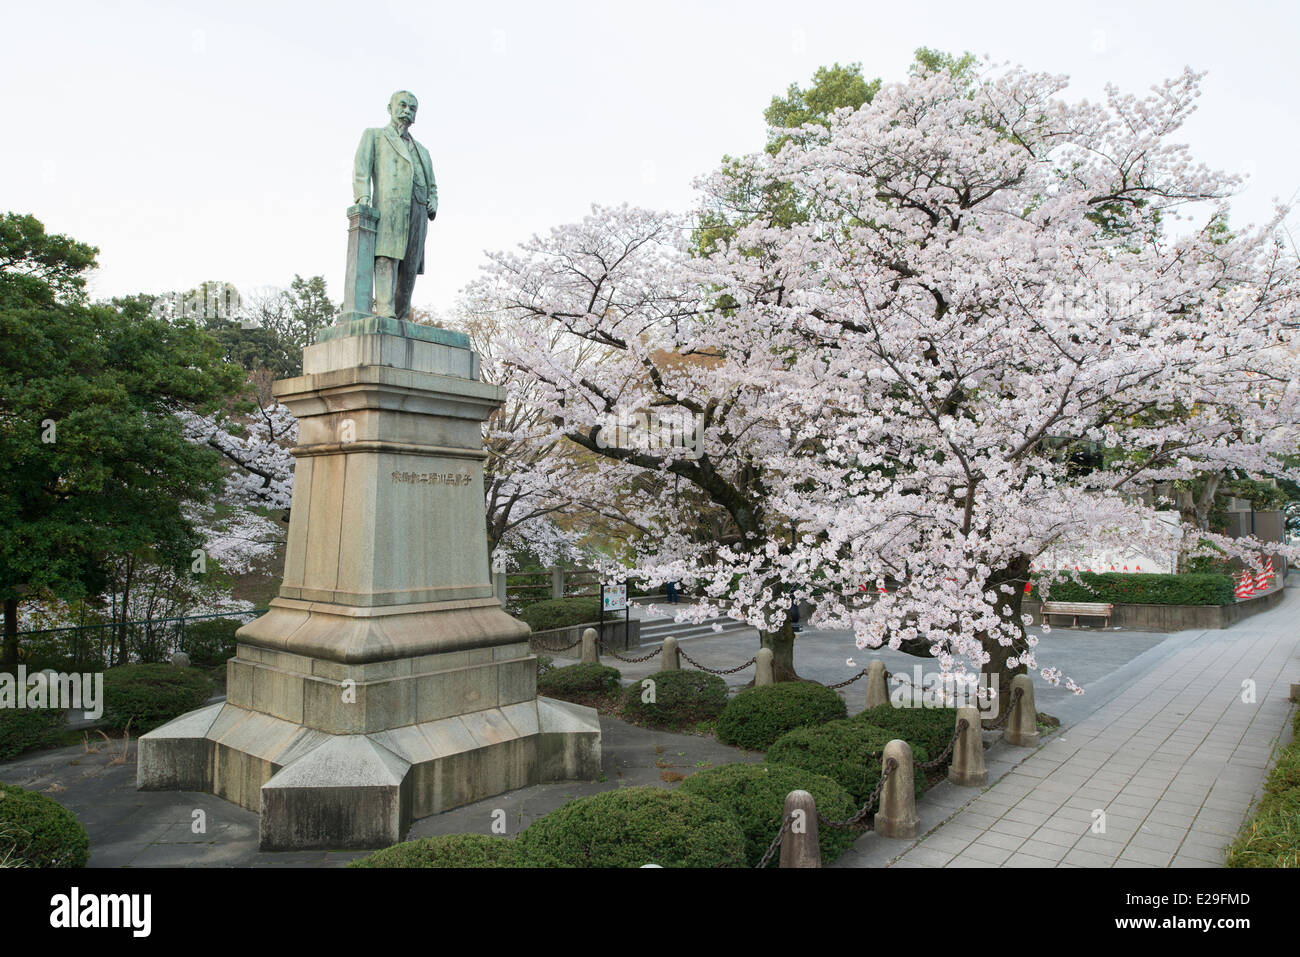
[0,705,68,762]
[620,670,729,730]
[348,833,533,868]
[767,719,929,805]
[516,787,746,868]
[715,682,847,750]
[1029,572,1234,606]
[181,617,243,667]
[0,783,89,867]
[679,762,859,866]
[536,662,621,704]
[1227,709,1300,868]
[517,597,602,632]
[854,704,959,764]
[102,664,214,733]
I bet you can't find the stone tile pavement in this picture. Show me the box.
[838,581,1299,868]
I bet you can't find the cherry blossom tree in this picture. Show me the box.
[473,59,1300,709]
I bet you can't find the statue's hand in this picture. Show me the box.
[428,207,437,222]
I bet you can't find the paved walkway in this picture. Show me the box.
[847,581,1299,868]
[2,587,1291,867]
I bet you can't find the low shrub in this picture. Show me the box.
[516,786,746,868]
[1227,709,1300,868]
[620,670,728,730]
[679,762,859,866]
[517,597,602,633]
[1029,572,1234,606]
[715,682,847,750]
[853,704,959,764]
[536,663,621,707]
[102,664,214,733]
[181,617,243,667]
[0,783,89,867]
[766,719,929,805]
[0,704,68,762]
[348,833,532,868]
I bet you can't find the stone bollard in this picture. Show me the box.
[864,660,889,709]
[755,647,774,686]
[661,636,680,671]
[581,627,599,664]
[1290,683,1299,704]
[779,789,821,868]
[170,652,191,668]
[1003,674,1039,747]
[874,740,918,838]
[947,706,988,787]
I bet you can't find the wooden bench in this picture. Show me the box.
[1040,601,1113,628]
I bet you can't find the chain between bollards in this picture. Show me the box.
[677,647,757,675]
[915,719,968,772]
[597,642,663,663]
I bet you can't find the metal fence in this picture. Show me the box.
[11,609,266,670]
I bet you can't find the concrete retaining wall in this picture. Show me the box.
[528,618,641,652]
[1024,585,1285,633]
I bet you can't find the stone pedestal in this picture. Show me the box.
[139,321,601,850]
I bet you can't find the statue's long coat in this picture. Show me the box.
[352,125,437,270]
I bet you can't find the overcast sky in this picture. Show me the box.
[3,0,1297,317]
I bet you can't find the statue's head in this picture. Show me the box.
[388,90,418,129]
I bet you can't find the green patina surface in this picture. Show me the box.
[316,316,470,348]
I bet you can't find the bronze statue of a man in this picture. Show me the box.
[352,90,437,320]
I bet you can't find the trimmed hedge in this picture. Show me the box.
[518,597,602,632]
[516,786,746,868]
[715,682,847,750]
[102,664,214,733]
[536,663,621,705]
[853,704,959,764]
[767,719,929,805]
[181,617,242,667]
[1029,572,1234,606]
[0,783,89,867]
[620,670,729,730]
[0,705,68,762]
[1226,708,1300,868]
[679,762,859,866]
[348,833,532,868]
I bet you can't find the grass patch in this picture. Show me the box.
[1226,708,1300,868]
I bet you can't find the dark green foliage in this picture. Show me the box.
[1030,572,1235,606]
[715,681,847,750]
[621,670,728,730]
[181,617,242,667]
[348,833,532,868]
[765,62,880,153]
[0,705,68,761]
[517,597,602,632]
[766,719,929,805]
[0,214,245,668]
[536,663,621,701]
[516,787,747,868]
[101,663,213,732]
[0,783,89,867]
[854,704,959,763]
[679,762,859,866]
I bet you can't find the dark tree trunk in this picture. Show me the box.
[2,597,17,670]
[760,621,800,682]
[981,557,1032,727]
